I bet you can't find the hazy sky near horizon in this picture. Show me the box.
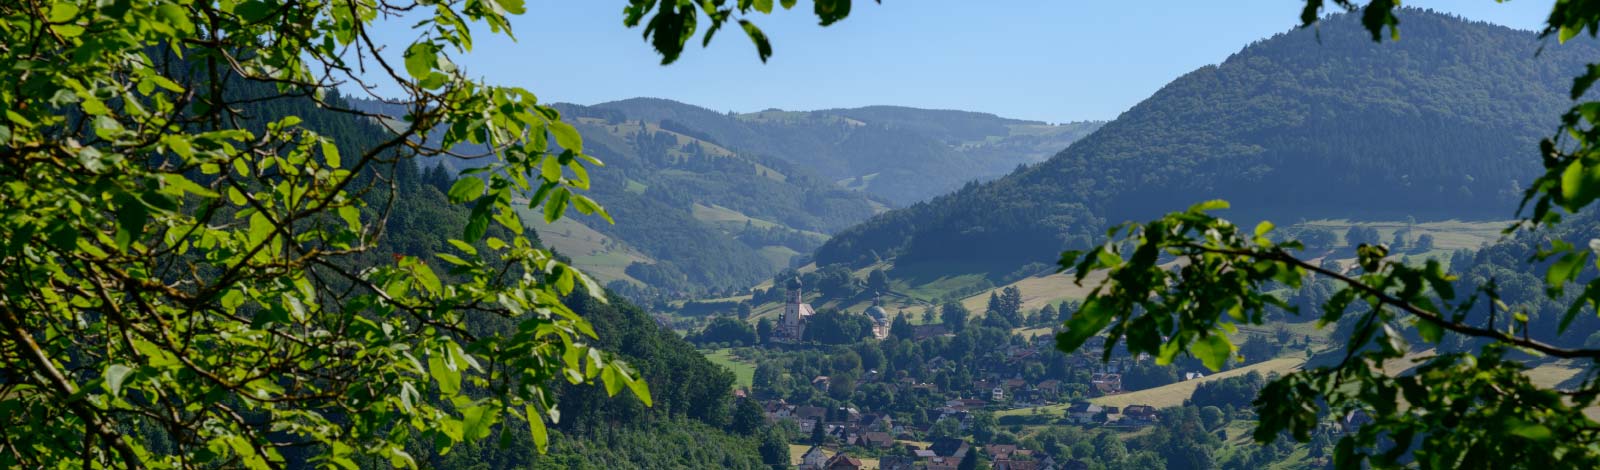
[363,1,1552,122]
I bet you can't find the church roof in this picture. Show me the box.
[865,305,888,322]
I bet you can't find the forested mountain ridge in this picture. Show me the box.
[350,97,888,299]
[816,9,1600,277]
[591,98,1104,204]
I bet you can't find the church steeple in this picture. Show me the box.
[786,276,803,305]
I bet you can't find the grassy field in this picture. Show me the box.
[702,348,756,389]
[998,357,1307,417]
[692,203,782,230]
[757,245,801,271]
[942,219,1508,321]
[958,270,1103,315]
[1296,219,1508,251]
[513,204,651,286]
[1012,326,1054,340]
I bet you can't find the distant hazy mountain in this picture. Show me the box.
[591,98,1104,205]
[816,9,1600,278]
[350,96,1098,298]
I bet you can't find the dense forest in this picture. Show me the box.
[255,91,775,469]
[816,10,1600,278]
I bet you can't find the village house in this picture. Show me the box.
[1091,372,1122,395]
[798,445,830,470]
[1121,404,1159,426]
[930,437,971,460]
[1065,402,1104,424]
[860,431,894,449]
[824,452,864,470]
[880,455,918,470]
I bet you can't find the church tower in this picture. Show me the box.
[777,277,813,342]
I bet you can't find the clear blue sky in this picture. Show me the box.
[364,1,1551,123]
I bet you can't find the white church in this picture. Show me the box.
[772,277,889,343]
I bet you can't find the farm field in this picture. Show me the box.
[997,357,1307,417]
[515,204,651,287]
[703,348,756,389]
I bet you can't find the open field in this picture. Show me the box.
[1296,219,1508,251]
[692,203,782,230]
[702,348,756,389]
[945,219,1508,321]
[514,204,651,286]
[959,270,1103,314]
[998,357,1307,417]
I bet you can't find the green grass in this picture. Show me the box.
[757,245,801,270]
[513,205,651,286]
[702,348,756,389]
[998,358,1307,417]
[1296,218,1509,251]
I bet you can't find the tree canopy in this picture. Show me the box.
[0,0,872,467]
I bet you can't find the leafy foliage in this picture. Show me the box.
[0,0,866,467]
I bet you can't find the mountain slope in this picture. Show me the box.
[592,98,1104,204]
[349,97,892,298]
[816,10,1600,278]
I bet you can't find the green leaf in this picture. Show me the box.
[1561,160,1600,210]
[544,187,570,223]
[1191,334,1233,371]
[1510,421,1553,441]
[47,2,79,22]
[739,20,773,62]
[412,259,442,295]
[404,42,438,79]
[1547,251,1590,291]
[429,348,462,397]
[1255,220,1274,237]
[447,177,485,204]
[493,0,525,15]
[464,197,492,242]
[526,405,549,453]
[570,194,612,224]
[1188,199,1230,213]
[1560,25,1581,43]
[1415,319,1443,343]
[540,156,562,183]
[338,205,361,232]
[1056,299,1115,353]
[460,404,498,441]
[320,140,341,168]
[548,120,582,153]
[113,192,148,253]
[104,364,133,398]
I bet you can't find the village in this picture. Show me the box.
[691,278,1343,469]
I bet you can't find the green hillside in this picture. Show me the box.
[815,11,1600,282]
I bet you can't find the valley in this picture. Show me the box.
[25,1,1600,469]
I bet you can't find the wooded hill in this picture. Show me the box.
[590,98,1104,205]
[352,97,1100,300]
[815,9,1600,281]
